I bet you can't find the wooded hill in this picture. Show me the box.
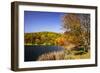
[24,32,64,46]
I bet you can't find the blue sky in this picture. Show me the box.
[24,11,65,33]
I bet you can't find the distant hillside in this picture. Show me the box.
[24,31,63,45]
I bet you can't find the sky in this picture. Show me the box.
[24,11,65,33]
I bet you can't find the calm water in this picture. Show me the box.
[24,45,64,61]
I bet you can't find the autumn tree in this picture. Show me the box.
[62,13,90,50]
[55,37,66,46]
[78,14,90,50]
[62,14,81,33]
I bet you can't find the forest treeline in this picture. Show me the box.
[24,32,62,46]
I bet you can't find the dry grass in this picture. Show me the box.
[37,51,64,61]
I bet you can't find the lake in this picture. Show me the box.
[24,45,64,61]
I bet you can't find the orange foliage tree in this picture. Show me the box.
[55,37,66,46]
